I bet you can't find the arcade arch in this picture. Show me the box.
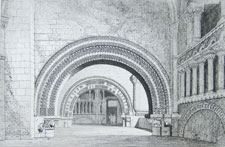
[35,36,171,117]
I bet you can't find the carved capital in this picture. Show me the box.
[130,75,138,85]
[192,6,204,16]
[195,56,206,63]
[185,2,204,20]
[178,68,186,73]
[204,53,216,60]
[213,43,225,51]
[189,62,198,68]
[216,50,225,56]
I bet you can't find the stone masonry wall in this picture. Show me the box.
[4,0,34,139]
[34,0,172,78]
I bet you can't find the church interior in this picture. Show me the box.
[0,0,225,146]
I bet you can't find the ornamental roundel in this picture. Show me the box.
[60,76,133,117]
[179,102,225,137]
[35,36,171,116]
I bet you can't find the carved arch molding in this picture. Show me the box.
[35,36,171,116]
[179,102,225,137]
[60,76,133,117]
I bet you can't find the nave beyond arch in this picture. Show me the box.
[60,77,133,126]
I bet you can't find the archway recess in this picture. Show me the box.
[35,36,171,116]
[60,76,133,117]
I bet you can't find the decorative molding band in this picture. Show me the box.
[178,90,225,105]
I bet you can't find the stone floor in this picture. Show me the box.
[0,125,222,147]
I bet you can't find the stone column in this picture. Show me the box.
[199,60,205,94]
[94,89,100,123]
[186,21,193,47]
[89,102,91,114]
[82,102,85,114]
[191,64,198,95]
[193,7,204,43]
[180,70,185,98]
[218,52,225,91]
[88,90,91,99]
[185,68,191,97]
[85,102,88,114]
[219,0,225,24]
[78,102,80,114]
[130,75,138,112]
[207,55,215,92]
[95,89,100,112]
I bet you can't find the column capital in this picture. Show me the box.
[192,6,204,16]
[213,43,225,51]
[186,2,204,19]
[189,62,198,68]
[178,64,189,73]
[130,75,138,85]
[216,51,225,57]
[185,67,191,74]
[178,68,185,73]
[194,54,206,64]
[204,53,216,60]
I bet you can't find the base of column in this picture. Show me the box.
[150,114,181,137]
[207,91,215,95]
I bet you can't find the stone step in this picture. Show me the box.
[54,125,152,137]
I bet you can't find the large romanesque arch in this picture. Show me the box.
[35,36,171,116]
[60,76,134,117]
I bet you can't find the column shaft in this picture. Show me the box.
[193,14,201,42]
[208,58,214,92]
[187,22,193,46]
[218,54,225,90]
[186,69,191,97]
[199,62,205,94]
[78,102,80,114]
[85,102,88,114]
[89,102,91,114]
[130,75,137,111]
[180,71,185,98]
[221,0,225,17]
[192,66,198,95]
